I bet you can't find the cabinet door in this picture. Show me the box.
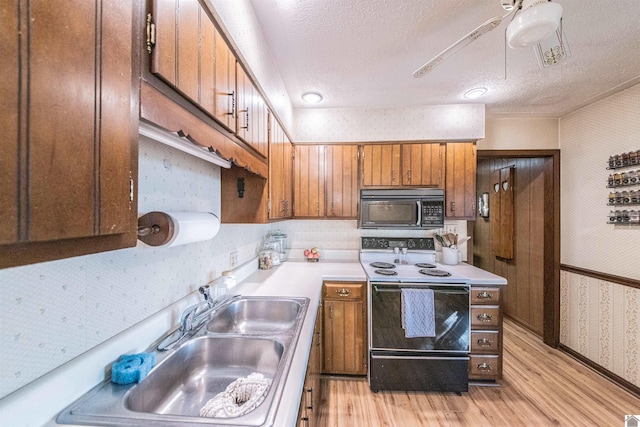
[0,0,19,245]
[402,143,444,186]
[323,300,366,375]
[151,0,198,101]
[268,117,293,219]
[214,27,236,132]
[199,3,215,115]
[445,142,477,219]
[362,144,401,186]
[294,145,326,217]
[235,63,251,143]
[326,145,359,218]
[1,0,136,267]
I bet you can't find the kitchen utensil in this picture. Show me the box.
[434,234,446,247]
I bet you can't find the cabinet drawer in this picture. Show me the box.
[470,330,500,353]
[469,355,501,379]
[470,287,502,304]
[471,306,501,327]
[323,282,364,300]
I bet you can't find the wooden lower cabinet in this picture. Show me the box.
[469,286,503,381]
[297,304,323,427]
[322,282,367,376]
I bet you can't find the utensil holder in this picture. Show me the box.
[442,247,459,265]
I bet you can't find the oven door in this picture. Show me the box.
[369,282,470,352]
[359,199,421,228]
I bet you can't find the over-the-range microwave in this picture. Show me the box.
[359,188,445,229]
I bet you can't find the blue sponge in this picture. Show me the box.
[111,352,156,385]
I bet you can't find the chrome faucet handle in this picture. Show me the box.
[199,285,214,308]
[179,301,209,332]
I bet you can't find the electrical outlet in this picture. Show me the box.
[230,251,238,267]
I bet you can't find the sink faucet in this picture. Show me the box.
[157,292,240,351]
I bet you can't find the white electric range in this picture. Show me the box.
[361,237,471,394]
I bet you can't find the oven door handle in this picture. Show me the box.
[373,285,469,295]
[416,201,422,226]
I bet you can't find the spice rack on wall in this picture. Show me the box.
[607,149,640,225]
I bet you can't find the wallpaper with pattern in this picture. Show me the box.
[0,137,269,398]
[559,83,640,388]
[561,271,640,387]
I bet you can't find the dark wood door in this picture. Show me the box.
[474,157,549,336]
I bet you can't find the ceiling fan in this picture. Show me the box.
[413,0,564,78]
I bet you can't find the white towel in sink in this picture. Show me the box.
[401,288,436,338]
[199,372,272,418]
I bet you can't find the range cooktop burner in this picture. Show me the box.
[415,263,436,269]
[419,269,451,277]
[370,262,396,269]
[375,269,398,276]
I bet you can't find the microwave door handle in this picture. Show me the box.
[416,201,422,226]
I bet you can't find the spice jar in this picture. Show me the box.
[220,270,236,289]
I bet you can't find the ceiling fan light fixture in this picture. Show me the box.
[464,87,488,99]
[301,92,323,104]
[506,0,563,48]
[534,19,570,68]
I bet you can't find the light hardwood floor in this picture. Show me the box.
[318,319,640,426]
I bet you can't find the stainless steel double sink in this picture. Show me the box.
[57,296,309,427]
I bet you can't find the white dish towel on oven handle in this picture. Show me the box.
[401,288,436,338]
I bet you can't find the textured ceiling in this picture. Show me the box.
[249,0,640,117]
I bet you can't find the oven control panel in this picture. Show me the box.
[361,237,435,250]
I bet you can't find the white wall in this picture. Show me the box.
[480,117,559,150]
[294,104,485,143]
[0,138,269,399]
[559,83,640,387]
[560,83,640,279]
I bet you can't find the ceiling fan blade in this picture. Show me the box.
[413,9,516,78]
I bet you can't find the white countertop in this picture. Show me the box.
[2,258,504,427]
[444,262,508,285]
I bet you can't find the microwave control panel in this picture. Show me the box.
[422,201,444,224]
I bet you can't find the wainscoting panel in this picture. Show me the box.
[561,270,640,387]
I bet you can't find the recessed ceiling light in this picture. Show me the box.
[301,92,323,103]
[463,87,488,99]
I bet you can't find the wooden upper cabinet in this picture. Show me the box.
[236,63,268,157]
[0,0,137,268]
[326,145,359,218]
[445,142,477,219]
[269,116,293,220]
[150,0,237,133]
[361,144,402,187]
[402,143,444,186]
[213,24,236,132]
[294,145,326,218]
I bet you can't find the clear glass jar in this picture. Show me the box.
[259,250,273,270]
[220,270,236,289]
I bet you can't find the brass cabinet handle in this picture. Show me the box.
[477,363,493,372]
[336,288,351,297]
[476,291,493,300]
[477,313,493,322]
[477,338,493,347]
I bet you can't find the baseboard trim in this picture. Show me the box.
[559,344,640,398]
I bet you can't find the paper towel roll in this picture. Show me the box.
[137,211,220,247]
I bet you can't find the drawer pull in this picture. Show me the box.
[336,288,351,297]
[477,363,493,372]
[477,313,493,322]
[476,291,493,300]
[477,338,493,347]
